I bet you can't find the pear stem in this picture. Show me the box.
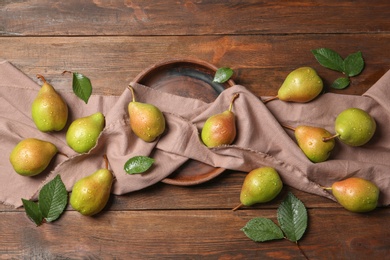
[57,151,69,158]
[232,203,243,211]
[36,74,47,84]
[103,154,109,170]
[322,133,339,142]
[280,123,296,132]
[228,93,240,112]
[127,85,136,102]
[262,95,279,104]
[321,186,333,190]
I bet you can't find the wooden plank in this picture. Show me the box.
[1,34,389,97]
[0,172,335,212]
[1,1,389,36]
[0,208,389,259]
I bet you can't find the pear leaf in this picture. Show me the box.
[72,72,92,104]
[331,77,350,89]
[277,192,308,242]
[241,217,285,242]
[213,67,233,83]
[22,199,43,226]
[124,156,155,174]
[38,175,68,222]
[343,51,364,77]
[312,48,345,73]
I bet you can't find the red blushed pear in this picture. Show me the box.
[282,124,335,163]
[201,93,239,148]
[127,85,166,142]
[323,177,379,213]
[263,67,323,104]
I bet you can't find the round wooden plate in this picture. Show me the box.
[133,58,235,186]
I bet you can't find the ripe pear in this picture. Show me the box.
[233,167,283,211]
[263,67,323,103]
[127,85,166,142]
[70,156,113,216]
[66,112,105,153]
[284,124,335,163]
[32,74,68,132]
[326,177,379,213]
[324,108,376,146]
[201,93,239,148]
[9,138,58,176]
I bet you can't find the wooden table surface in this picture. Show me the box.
[1,1,390,259]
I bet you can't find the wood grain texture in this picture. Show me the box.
[1,34,389,96]
[1,0,389,36]
[0,208,389,259]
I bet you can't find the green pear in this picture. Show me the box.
[233,167,283,210]
[201,93,239,148]
[327,177,379,213]
[285,125,335,163]
[127,85,166,142]
[263,67,323,103]
[32,74,68,132]
[327,108,376,146]
[66,112,105,153]
[70,156,113,216]
[9,138,58,176]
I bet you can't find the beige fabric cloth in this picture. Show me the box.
[1,60,389,208]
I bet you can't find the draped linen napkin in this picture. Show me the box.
[1,59,389,208]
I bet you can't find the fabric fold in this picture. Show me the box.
[1,60,389,208]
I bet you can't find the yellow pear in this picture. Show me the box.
[263,67,323,103]
[127,85,165,142]
[70,156,114,216]
[9,138,58,176]
[32,74,68,132]
[233,167,283,210]
[66,112,105,153]
[201,93,239,148]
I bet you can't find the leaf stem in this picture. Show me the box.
[232,203,243,211]
[262,95,279,104]
[61,70,72,76]
[127,85,136,102]
[228,93,240,112]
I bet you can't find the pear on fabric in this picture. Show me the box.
[9,138,58,176]
[66,112,105,153]
[283,124,335,163]
[32,74,68,132]
[201,93,239,148]
[70,155,114,216]
[127,85,166,142]
[324,107,376,146]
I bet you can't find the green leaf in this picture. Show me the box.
[22,199,43,226]
[72,72,92,104]
[38,175,68,222]
[312,48,345,72]
[331,77,350,89]
[277,192,308,242]
[241,217,285,242]
[124,156,155,174]
[213,67,233,83]
[343,51,364,77]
